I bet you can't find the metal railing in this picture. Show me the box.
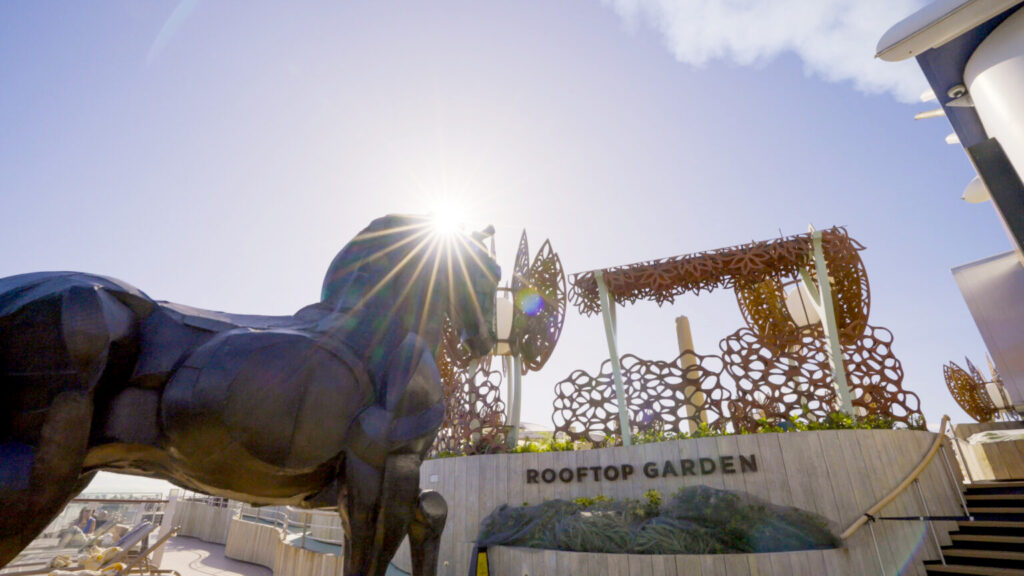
[237,504,344,549]
[840,415,972,575]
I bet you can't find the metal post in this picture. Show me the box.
[914,479,945,565]
[939,442,972,519]
[946,429,975,484]
[508,355,523,448]
[302,511,308,550]
[595,271,631,446]
[798,227,854,416]
[868,521,885,576]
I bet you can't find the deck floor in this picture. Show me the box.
[160,536,271,576]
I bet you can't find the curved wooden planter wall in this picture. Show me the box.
[173,503,344,576]
[392,429,964,576]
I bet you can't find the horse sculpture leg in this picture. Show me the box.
[409,490,447,576]
[0,285,134,567]
[341,454,385,576]
[342,333,447,575]
[0,391,96,566]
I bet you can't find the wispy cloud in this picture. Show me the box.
[147,0,202,67]
[604,0,929,102]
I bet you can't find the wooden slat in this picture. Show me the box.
[756,433,793,507]
[608,552,630,576]
[722,554,751,576]
[627,553,654,576]
[675,554,703,576]
[732,433,766,502]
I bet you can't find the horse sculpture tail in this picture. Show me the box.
[344,333,448,576]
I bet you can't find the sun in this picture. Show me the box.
[429,202,467,237]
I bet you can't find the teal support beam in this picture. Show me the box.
[508,355,523,448]
[595,271,631,446]
[798,227,855,417]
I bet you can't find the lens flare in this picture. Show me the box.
[516,288,544,317]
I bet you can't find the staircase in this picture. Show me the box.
[926,480,1024,575]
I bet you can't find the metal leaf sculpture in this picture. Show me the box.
[509,231,567,373]
[509,231,531,357]
[942,356,1018,423]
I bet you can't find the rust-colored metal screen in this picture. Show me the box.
[554,227,924,438]
[570,227,864,317]
[430,319,507,456]
[552,352,734,442]
[552,324,924,438]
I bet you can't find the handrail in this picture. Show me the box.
[840,415,951,540]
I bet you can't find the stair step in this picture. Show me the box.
[967,494,1024,500]
[926,564,1024,576]
[966,481,1024,496]
[950,533,1024,550]
[965,508,1024,521]
[942,548,1024,569]
[968,481,1024,489]
[956,521,1024,536]
[967,494,1024,504]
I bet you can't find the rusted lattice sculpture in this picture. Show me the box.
[431,318,507,456]
[556,226,925,439]
[733,231,869,354]
[552,353,733,442]
[570,227,864,317]
[721,325,923,430]
[720,327,835,431]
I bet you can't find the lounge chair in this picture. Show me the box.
[1,523,179,576]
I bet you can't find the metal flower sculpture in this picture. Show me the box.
[944,356,1017,423]
[509,231,567,373]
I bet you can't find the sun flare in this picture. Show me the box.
[429,202,467,237]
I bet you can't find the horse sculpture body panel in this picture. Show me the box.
[0,214,500,575]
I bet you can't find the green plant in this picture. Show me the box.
[512,437,579,453]
[573,494,612,509]
[643,489,662,517]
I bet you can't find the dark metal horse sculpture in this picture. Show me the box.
[0,214,500,575]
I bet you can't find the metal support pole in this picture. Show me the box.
[914,479,945,565]
[939,442,972,519]
[946,428,975,484]
[868,521,885,576]
[508,355,524,448]
[595,271,631,446]
[798,227,854,416]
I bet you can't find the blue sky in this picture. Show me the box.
[1,2,1012,494]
